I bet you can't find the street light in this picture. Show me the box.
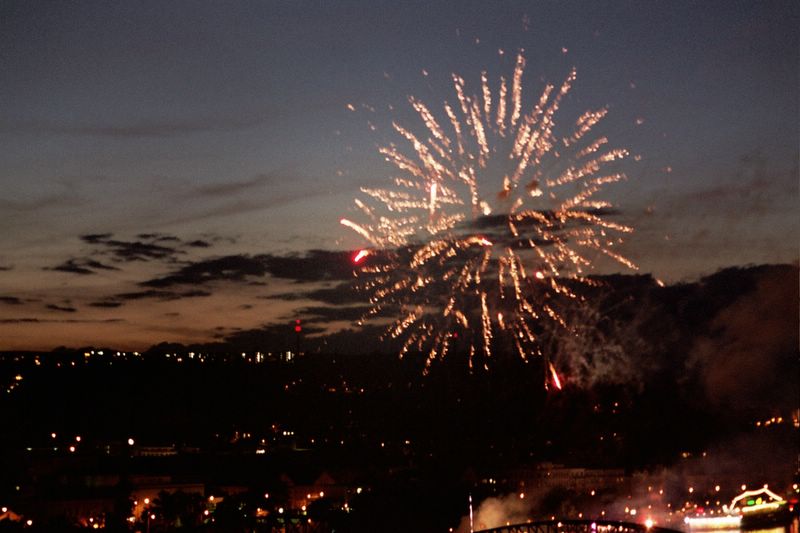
[143,498,152,533]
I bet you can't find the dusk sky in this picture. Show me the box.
[1,1,797,350]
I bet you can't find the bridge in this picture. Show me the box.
[477,519,682,533]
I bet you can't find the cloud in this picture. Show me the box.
[0,189,83,213]
[132,233,213,248]
[80,233,114,243]
[79,233,183,262]
[136,233,180,242]
[49,258,120,275]
[156,195,305,228]
[461,209,625,248]
[264,250,357,282]
[47,233,221,276]
[46,304,77,313]
[266,281,363,305]
[689,177,772,205]
[88,301,124,308]
[0,318,124,324]
[140,250,358,289]
[654,150,797,221]
[156,171,342,228]
[113,289,212,302]
[141,255,271,288]
[259,293,307,301]
[189,173,277,198]
[0,296,24,305]
[43,237,178,278]
[9,114,269,139]
[298,305,373,323]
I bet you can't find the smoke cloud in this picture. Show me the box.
[687,265,799,416]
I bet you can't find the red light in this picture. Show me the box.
[353,250,369,264]
[295,326,302,333]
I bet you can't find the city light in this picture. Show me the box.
[684,515,742,529]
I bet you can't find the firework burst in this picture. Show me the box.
[341,52,637,372]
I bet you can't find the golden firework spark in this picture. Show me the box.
[342,52,637,371]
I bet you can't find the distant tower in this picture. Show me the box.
[294,319,302,357]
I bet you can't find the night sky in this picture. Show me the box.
[1,1,797,350]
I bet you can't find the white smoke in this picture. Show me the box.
[548,295,657,389]
[455,492,535,532]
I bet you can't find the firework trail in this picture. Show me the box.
[341,52,636,372]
